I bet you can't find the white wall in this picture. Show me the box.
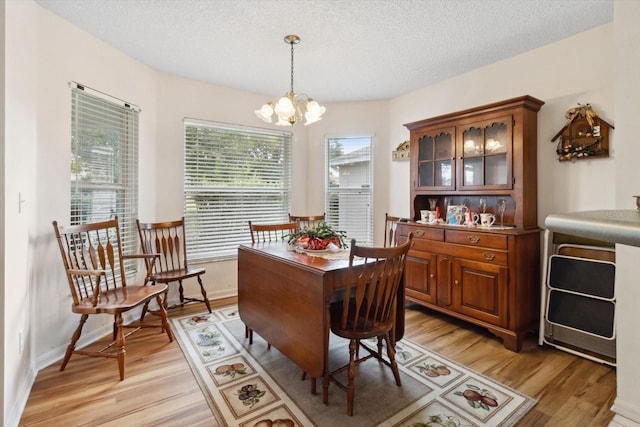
[611,1,640,425]
[4,1,37,424]
[0,1,5,422]
[32,3,160,370]
[389,24,615,225]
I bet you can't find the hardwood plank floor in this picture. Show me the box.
[19,298,615,426]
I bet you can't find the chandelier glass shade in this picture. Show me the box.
[255,35,326,126]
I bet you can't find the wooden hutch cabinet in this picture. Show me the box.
[397,95,544,351]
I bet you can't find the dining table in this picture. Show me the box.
[237,241,405,389]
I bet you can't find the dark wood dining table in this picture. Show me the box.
[237,241,405,384]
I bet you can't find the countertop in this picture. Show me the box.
[545,209,640,247]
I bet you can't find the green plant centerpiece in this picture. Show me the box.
[284,222,348,250]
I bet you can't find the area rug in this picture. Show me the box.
[170,306,536,426]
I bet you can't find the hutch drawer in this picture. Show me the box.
[445,229,508,249]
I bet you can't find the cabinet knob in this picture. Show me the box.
[430,274,435,278]
[468,236,480,244]
[454,280,459,285]
[482,252,496,260]
[415,230,425,237]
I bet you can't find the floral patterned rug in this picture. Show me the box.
[171,306,536,426]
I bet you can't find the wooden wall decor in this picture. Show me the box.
[551,103,614,162]
[392,140,410,161]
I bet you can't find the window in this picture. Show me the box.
[184,119,292,261]
[326,136,373,245]
[70,84,139,256]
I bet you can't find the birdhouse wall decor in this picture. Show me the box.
[551,103,614,162]
[392,140,410,161]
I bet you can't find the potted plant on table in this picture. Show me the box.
[284,222,348,251]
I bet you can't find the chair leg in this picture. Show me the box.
[157,295,174,342]
[60,313,88,371]
[383,333,401,386]
[197,275,212,313]
[346,339,357,416]
[323,372,330,405]
[178,280,185,304]
[115,313,126,381]
[139,300,150,322]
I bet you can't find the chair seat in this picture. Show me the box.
[73,283,169,314]
[150,267,205,283]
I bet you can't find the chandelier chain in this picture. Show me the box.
[290,40,295,94]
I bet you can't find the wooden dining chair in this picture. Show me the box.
[136,217,212,318]
[248,220,299,244]
[288,213,325,230]
[384,213,401,247]
[323,235,413,415]
[246,220,299,346]
[52,216,174,380]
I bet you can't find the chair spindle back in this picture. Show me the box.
[53,217,126,307]
[249,221,299,244]
[288,213,326,231]
[383,213,401,247]
[339,236,413,333]
[137,218,188,276]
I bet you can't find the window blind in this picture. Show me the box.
[184,119,292,261]
[70,86,139,257]
[326,137,373,245]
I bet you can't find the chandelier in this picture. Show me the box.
[255,35,326,126]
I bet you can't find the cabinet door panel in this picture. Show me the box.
[418,162,434,187]
[457,115,513,191]
[455,258,508,326]
[412,127,455,191]
[436,256,454,307]
[405,253,436,304]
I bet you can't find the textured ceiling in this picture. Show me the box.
[35,0,613,103]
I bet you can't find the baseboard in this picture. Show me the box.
[611,398,640,426]
[5,360,37,427]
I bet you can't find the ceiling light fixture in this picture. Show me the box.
[255,35,326,126]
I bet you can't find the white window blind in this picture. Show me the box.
[184,119,292,261]
[326,136,373,245]
[70,85,139,257]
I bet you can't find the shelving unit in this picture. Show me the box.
[397,96,544,352]
[539,230,616,366]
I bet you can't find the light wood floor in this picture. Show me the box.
[19,297,615,426]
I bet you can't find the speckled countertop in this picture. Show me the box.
[545,210,640,247]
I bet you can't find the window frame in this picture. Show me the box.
[325,135,374,245]
[183,118,293,262]
[70,83,140,258]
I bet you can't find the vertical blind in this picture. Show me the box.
[184,119,292,261]
[70,86,139,256]
[326,136,373,245]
